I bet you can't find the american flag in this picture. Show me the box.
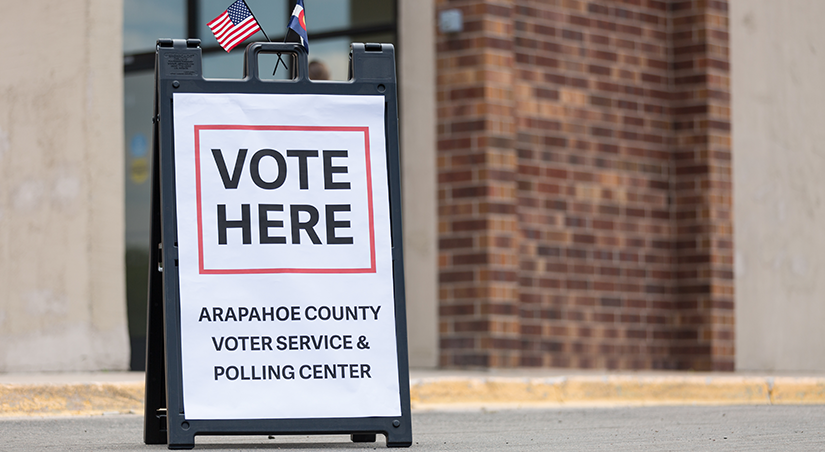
[208,0,261,52]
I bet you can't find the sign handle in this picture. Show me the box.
[243,42,309,81]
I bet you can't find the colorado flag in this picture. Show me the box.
[287,0,309,52]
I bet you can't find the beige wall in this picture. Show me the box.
[398,0,439,367]
[732,0,825,371]
[0,0,129,371]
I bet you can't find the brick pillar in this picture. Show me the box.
[669,0,734,370]
[436,0,521,367]
[511,0,676,370]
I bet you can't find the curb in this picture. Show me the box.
[2,375,825,417]
[409,375,825,409]
[0,382,144,417]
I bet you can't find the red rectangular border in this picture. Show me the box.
[192,125,377,274]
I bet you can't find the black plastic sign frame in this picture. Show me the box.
[143,39,411,449]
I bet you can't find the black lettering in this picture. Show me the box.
[276,336,287,351]
[225,337,238,351]
[226,366,239,380]
[214,366,225,380]
[324,364,336,379]
[370,305,381,320]
[350,364,359,378]
[360,364,371,378]
[211,337,224,351]
[238,307,249,321]
[343,335,352,349]
[241,366,250,380]
[325,205,353,244]
[258,204,286,244]
[299,365,312,379]
[262,307,274,321]
[250,336,260,351]
[276,306,290,321]
[262,336,272,350]
[311,335,323,349]
[305,306,317,320]
[250,149,287,189]
[346,306,357,320]
[332,306,344,321]
[287,150,319,189]
[290,205,321,244]
[225,307,237,321]
[284,365,295,380]
[331,335,341,349]
[212,307,224,322]
[211,148,247,189]
[300,335,310,350]
[218,204,251,245]
[267,365,280,379]
[323,150,350,189]
[199,307,211,322]
[249,307,261,321]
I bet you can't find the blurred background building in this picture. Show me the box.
[1,0,823,373]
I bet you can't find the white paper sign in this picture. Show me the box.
[172,93,400,420]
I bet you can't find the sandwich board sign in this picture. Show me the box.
[143,39,412,449]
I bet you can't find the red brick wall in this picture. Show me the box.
[436,0,732,370]
[437,1,522,367]
[669,0,734,371]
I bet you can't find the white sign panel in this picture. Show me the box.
[172,93,400,420]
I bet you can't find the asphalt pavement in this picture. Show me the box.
[1,405,823,451]
[1,369,825,450]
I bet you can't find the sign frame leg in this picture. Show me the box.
[143,60,168,445]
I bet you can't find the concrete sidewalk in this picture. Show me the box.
[1,369,824,417]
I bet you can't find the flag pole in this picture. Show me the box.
[242,0,271,41]
[272,22,293,75]
[272,1,295,75]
